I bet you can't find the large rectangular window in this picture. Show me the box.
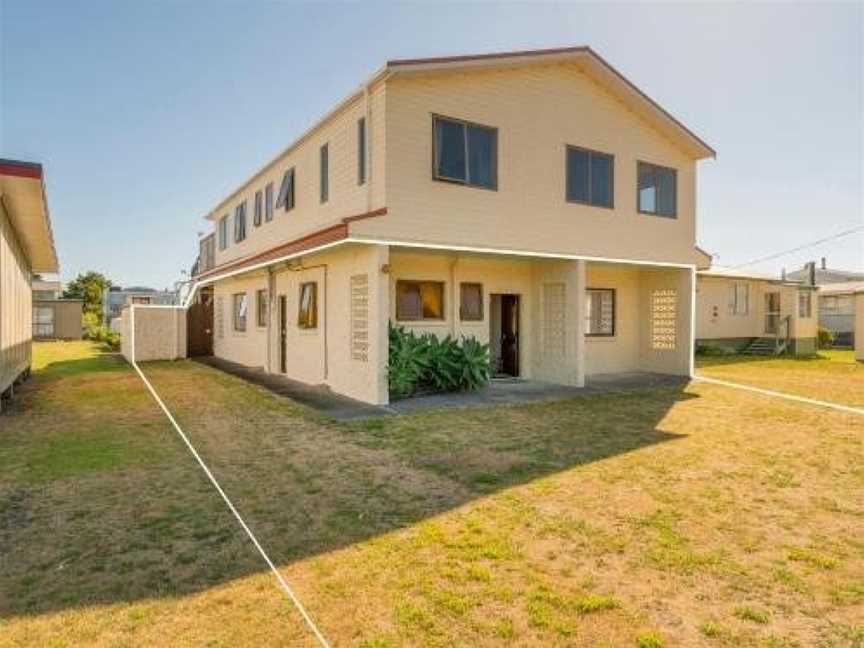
[585,288,615,336]
[396,280,445,321]
[256,289,268,327]
[729,282,750,315]
[566,146,614,208]
[433,116,497,190]
[265,182,274,221]
[254,190,263,227]
[233,293,248,332]
[459,283,483,321]
[298,282,318,329]
[798,291,812,318]
[218,214,229,250]
[638,161,677,217]
[357,117,366,185]
[320,144,329,203]
[276,168,295,211]
[234,201,247,242]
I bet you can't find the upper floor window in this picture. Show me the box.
[433,115,497,190]
[234,201,247,242]
[265,182,274,221]
[218,214,229,250]
[276,168,295,212]
[638,161,677,218]
[585,288,615,336]
[320,144,329,203]
[730,282,749,315]
[254,190,263,227]
[298,282,318,329]
[358,117,366,185]
[566,146,613,208]
[798,291,812,318]
[396,280,444,321]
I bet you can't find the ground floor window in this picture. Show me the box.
[256,289,268,327]
[233,293,248,332]
[585,288,615,336]
[396,280,444,321]
[730,281,749,315]
[298,282,318,329]
[459,283,483,321]
[798,290,812,318]
[33,306,54,337]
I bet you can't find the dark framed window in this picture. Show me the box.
[256,289,268,327]
[254,190,263,226]
[298,282,318,329]
[320,144,329,203]
[234,201,247,242]
[460,283,483,321]
[218,214,229,250]
[265,182,274,221]
[396,280,445,321]
[585,288,615,336]
[233,293,248,332]
[638,161,677,217]
[566,146,613,208]
[433,115,497,190]
[358,117,366,185]
[276,168,295,211]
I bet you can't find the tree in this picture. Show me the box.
[63,271,112,324]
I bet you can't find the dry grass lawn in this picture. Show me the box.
[1,341,862,647]
[696,350,864,408]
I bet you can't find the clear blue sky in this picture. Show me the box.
[2,1,862,289]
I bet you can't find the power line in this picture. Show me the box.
[729,225,864,269]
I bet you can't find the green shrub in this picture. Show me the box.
[817,326,835,349]
[388,324,490,399]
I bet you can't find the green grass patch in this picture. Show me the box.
[734,605,770,624]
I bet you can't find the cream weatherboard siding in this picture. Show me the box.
[855,292,864,362]
[352,63,699,266]
[0,200,32,395]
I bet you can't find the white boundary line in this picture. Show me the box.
[693,374,864,417]
[129,306,331,647]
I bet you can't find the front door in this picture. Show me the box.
[765,292,780,334]
[187,294,213,356]
[500,295,520,377]
[279,295,287,373]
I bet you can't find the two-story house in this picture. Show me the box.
[188,46,714,405]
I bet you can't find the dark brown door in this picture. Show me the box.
[279,295,287,373]
[500,295,519,377]
[187,297,213,356]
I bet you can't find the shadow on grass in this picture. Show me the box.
[1,356,694,620]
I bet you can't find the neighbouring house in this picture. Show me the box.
[786,258,864,286]
[818,281,863,348]
[104,286,178,328]
[31,278,83,340]
[696,268,818,356]
[856,290,864,362]
[181,46,715,406]
[0,159,59,409]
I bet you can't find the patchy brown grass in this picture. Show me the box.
[1,342,862,646]
[696,350,864,408]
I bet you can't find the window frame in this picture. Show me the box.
[798,290,812,318]
[275,168,295,212]
[459,282,484,322]
[320,144,329,203]
[218,214,229,250]
[232,292,248,332]
[265,182,274,221]
[233,201,247,243]
[565,145,615,209]
[298,282,318,329]
[637,160,678,218]
[432,114,498,191]
[256,289,268,328]
[731,281,750,316]
[357,117,366,185]
[585,287,616,338]
[395,280,446,322]
[254,190,263,227]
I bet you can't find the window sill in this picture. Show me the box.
[566,198,614,210]
[637,210,678,219]
[433,176,498,192]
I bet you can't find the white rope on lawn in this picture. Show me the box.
[693,374,864,417]
[129,307,330,647]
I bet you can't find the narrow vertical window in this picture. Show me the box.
[265,182,274,221]
[276,168,295,211]
[459,283,483,321]
[233,201,247,242]
[298,282,318,329]
[218,215,228,250]
[585,289,615,336]
[233,293,248,332]
[320,144,329,203]
[357,117,366,185]
[256,289,268,327]
[254,190,263,227]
